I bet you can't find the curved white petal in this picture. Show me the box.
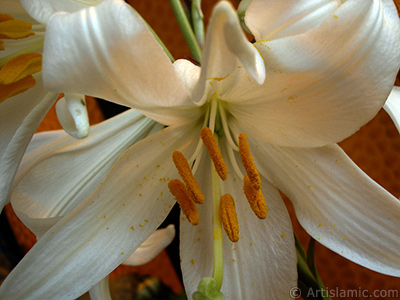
[228,0,400,147]
[123,225,175,266]
[250,138,400,276]
[245,0,340,41]
[384,86,400,134]
[43,0,199,125]
[11,110,161,227]
[180,140,296,299]
[20,0,102,24]
[89,277,111,300]
[0,76,57,212]
[56,94,89,139]
[0,123,200,300]
[193,1,265,105]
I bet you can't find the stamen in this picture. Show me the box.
[172,151,204,204]
[0,14,34,39]
[219,194,239,242]
[243,175,267,219]
[239,133,261,190]
[0,53,42,84]
[0,41,4,51]
[219,104,239,151]
[168,179,199,226]
[200,127,228,181]
[0,75,36,103]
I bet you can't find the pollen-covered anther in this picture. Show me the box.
[200,127,228,181]
[0,14,34,39]
[243,175,267,219]
[0,53,42,85]
[168,179,199,226]
[0,75,36,103]
[239,133,261,190]
[172,151,204,204]
[219,194,239,242]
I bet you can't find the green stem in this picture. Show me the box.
[169,0,202,62]
[211,142,223,291]
[191,0,205,48]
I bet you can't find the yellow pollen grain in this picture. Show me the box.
[243,175,267,219]
[239,134,261,190]
[0,14,34,39]
[168,179,199,226]
[200,127,227,181]
[0,53,42,84]
[0,75,36,103]
[219,194,239,243]
[172,151,204,204]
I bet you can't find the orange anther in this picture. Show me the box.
[200,127,227,181]
[243,175,267,219]
[168,179,199,226]
[239,134,261,190]
[219,194,239,242]
[172,151,204,204]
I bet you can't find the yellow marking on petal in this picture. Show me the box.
[0,15,34,39]
[168,179,199,226]
[0,53,42,84]
[172,151,204,204]
[212,74,230,81]
[0,75,36,103]
[243,175,267,219]
[200,127,227,181]
[239,134,261,190]
[219,194,239,243]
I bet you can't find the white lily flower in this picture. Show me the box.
[0,0,105,212]
[3,0,400,299]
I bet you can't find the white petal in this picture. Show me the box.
[180,140,297,299]
[193,1,265,105]
[245,0,340,41]
[228,0,400,147]
[43,0,198,125]
[0,76,57,212]
[384,86,400,134]
[0,124,200,299]
[55,93,89,139]
[123,225,175,266]
[89,277,111,300]
[20,0,102,24]
[11,110,161,227]
[251,138,400,276]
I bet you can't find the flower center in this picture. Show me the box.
[168,96,267,294]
